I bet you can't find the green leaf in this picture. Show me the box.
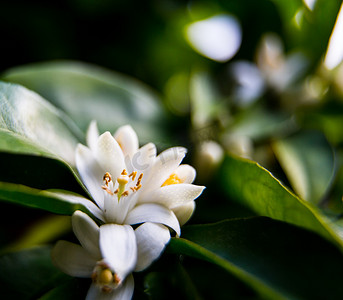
[2,61,168,144]
[271,0,341,64]
[272,131,335,204]
[227,105,295,141]
[220,154,343,250]
[0,246,67,299]
[0,182,95,216]
[38,278,87,300]
[169,218,343,300]
[0,152,84,193]
[2,215,71,254]
[0,81,80,165]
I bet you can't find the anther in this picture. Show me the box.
[91,272,97,282]
[102,186,114,195]
[136,173,143,186]
[121,169,128,175]
[103,172,112,186]
[129,171,137,180]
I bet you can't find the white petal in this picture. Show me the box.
[76,144,105,209]
[142,147,187,193]
[134,223,170,272]
[172,201,196,226]
[100,224,137,282]
[86,274,134,300]
[114,125,139,158]
[86,120,100,153]
[103,193,131,224]
[51,240,96,277]
[45,190,104,222]
[174,164,196,184]
[139,183,205,208]
[95,132,126,180]
[72,211,101,259]
[127,142,156,175]
[125,203,181,237]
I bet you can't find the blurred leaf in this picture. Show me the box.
[226,105,296,142]
[297,102,343,145]
[2,215,71,254]
[169,217,343,300]
[0,246,66,299]
[190,69,220,129]
[273,130,335,204]
[0,182,95,216]
[0,81,79,165]
[220,154,343,249]
[2,61,168,144]
[271,0,341,64]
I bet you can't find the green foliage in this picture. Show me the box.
[1,0,343,299]
[169,217,343,299]
[2,61,168,144]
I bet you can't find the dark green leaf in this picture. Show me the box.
[0,246,66,299]
[169,217,343,300]
[0,182,94,216]
[2,61,168,144]
[220,154,343,250]
[38,278,87,300]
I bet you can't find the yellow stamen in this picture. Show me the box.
[162,173,182,186]
[117,170,129,201]
[102,186,114,195]
[129,171,137,181]
[103,172,112,186]
[136,173,143,186]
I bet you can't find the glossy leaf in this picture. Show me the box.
[273,131,335,204]
[169,217,343,300]
[0,81,79,165]
[2,61,168,144]
[220,154,343,249]
[0,182,94,216]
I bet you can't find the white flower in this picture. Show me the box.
[52,211,171,300]
[76,121,205,231]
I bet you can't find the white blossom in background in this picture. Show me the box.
[184,14,242,62]
[52,211,170,300]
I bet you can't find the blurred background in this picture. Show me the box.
[1,0,343,298]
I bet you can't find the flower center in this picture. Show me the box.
[102,169,143,201]
[162,173,182,186]
[92,263,121,293]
